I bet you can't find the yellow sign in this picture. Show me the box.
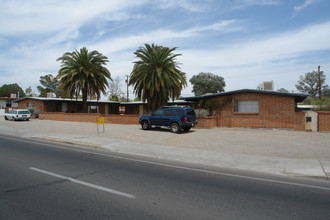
[97,117,104,125]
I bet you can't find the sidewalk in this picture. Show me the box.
[0,118,329,180]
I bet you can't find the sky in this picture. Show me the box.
[1,0,330,99]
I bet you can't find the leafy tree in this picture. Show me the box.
[56,47,112,113]
[277,88,289,93]
[295,71,329,98]
[37,74,60,97]
[109,94,119,101]
[129,43,187,111]
[0,83,26,97]
[189,72,225,96]
[25,86,36,97]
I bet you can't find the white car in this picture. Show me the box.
[5,109,31,121]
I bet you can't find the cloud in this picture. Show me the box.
[0,0,148,36]
[180,21,330,68]
[294,0,319,13]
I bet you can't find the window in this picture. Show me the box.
[176,109,184,116]
[6,100,11,107]
[164,109,174,116]
[26,103,34,108]
[234,100,259,113]
[152,109,163,116]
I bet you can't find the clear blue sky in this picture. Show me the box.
[1,0,330,98]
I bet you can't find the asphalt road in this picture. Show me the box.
[1,135,330,220]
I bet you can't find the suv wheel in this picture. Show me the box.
[170,123,180,133]
[4,116,8,120]
[141,121,150,130]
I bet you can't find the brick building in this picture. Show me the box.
[183,89,308,130]
[14,97,120,114]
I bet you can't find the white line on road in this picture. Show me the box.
[29,167,136,199]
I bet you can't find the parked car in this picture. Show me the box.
[139,106,198,133]
[4,109,31,121]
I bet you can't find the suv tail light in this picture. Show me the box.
[184,117,187,122]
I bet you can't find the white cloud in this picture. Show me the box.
[0,0,147,36]
[293,0,320,14]
[180,21,330,68]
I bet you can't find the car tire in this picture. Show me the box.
[170,123,180,133]
[4,116,8,120]
[12,117,16,121]
[26,119,29,121]
[183,127,191,132]
[141,121,150,130]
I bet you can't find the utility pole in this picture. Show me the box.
[125,75,129,102]
[318,66,322,100]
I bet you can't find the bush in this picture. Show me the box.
[195,109,209,117]
[312,97,330,111]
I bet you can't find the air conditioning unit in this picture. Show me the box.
[263,81,274,91]
[47,93,56,98]
[256,81,274,91]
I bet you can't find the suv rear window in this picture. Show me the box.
[176,109,184,116]
[187,109,196,116]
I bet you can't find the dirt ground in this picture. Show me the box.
[1,117,329,160]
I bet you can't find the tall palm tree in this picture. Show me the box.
[129,43,187,111]
[56,47,111,113]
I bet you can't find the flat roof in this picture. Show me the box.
[183,89,308,103]
[13,96,120,104]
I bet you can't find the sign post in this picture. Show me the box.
[97,117,105,134]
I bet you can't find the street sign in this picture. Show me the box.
[97,117,105,134]
[97,117,104,125]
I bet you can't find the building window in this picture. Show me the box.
[26,103,34,108]
[234,100,259,113]
[6,100,11,107]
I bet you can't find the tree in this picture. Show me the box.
[129,43,187,111]
[295,71,329,98]
[25,86,36,97]
[0,83,26,97]
[37,74,60,97]
[108,76,124,100]
[277,88,289,93]
[56,47,112,113]
[189,72,225,96]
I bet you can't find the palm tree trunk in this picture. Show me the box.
[82,87,88,113]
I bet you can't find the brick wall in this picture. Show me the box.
[39,112,140,125]
[196,116,217,128]
[214,93,300,129]
[294,112,306,130]
[17,99,47,113]
[318,111,330,132]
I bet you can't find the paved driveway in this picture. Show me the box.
[1,118,329,160]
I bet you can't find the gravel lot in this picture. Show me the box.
[1,117,329,160]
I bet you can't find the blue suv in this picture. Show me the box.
[139,106,198,133]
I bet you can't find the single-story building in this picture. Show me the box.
[0,97,18,115]
[183,89,309,130]
[12,97,197,115]
[13,97,121,114]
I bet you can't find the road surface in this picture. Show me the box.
[1,135,330,219]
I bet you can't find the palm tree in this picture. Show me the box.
[56,47,111,113]
[129,43,187,111]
